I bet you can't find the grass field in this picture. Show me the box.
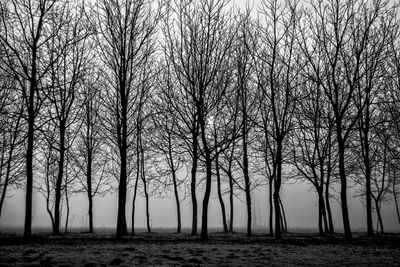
[1,229,400,266]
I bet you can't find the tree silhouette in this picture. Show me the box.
[94,0,160,237]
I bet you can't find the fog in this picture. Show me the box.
[1,181,398,232]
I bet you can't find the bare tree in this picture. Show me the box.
[63,148,80,233]
[387,29,400,226]
[290,74,337,235]
[74,67,110,233]
[233,10,258,237]
[254,0,300,240]
[300,0,392,240]
[0,72,25,220]
[219,134,240,232]
[210,74,241,233]
[163,0,237,240]
[95,0,160,237]
[151,63,185,233]
[162,1,202,236]
[369,121,394,233]
[44,2,91,235]
[0,0,74,237]
[36,121,58,230]
[351,1,397,237]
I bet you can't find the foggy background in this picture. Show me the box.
[1,182,398,232]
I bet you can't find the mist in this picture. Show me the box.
[2,182,398,232]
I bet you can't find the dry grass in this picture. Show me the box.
[1,232,399,266]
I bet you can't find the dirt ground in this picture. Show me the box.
[1,232,400,266]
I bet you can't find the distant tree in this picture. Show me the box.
[290,74,337,235]
[218,133,240,233]
[63,150,80,233]
[210,73,239,233]
[368,121,394,233]
[74,68,110,233]
[138,72,154,234]
[36,121,58,230]
[151,63,185,233]
[129,56,154,234]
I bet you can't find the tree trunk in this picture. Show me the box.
[321,193,329,234]
[279,196,287,233]
[117,155,129,236]
[54,123,66,235]
[364,154,374,236]
[168,133,181,233]
[200,151,212,241]
[317,160,329,234]
[0,177,8,221]
[375,201,384,234]
[64,185,70,233]
[88,192,93,233]
[274,141,283,240]
[393,169,400,225]
[131,151,140,235]
[86,105,94,233]
[269,176,274,236]
[116,151,128,237]
[326,149,334,234]
[200,111,212,240]
[44,149,55,231]
[0,177,7,220]
[141,144,151,233]
[116,93,128,237]
[360,109,374,237]
[394,189,400,225]
[325,127,335,234]
[0,140,6,219]
[191,131,198,235]
[228,169,234,232]
[0,153,12,219]
[171,165,181,234]
[0,120,19,220]
[224,140,236,233]
[317,188,327,236]
[242,128,252,237]
[87,150,93,233]
[24,40,39,239]
[215,155,228,232]
[337,134,352,240]
[24,95,35,238]
[131,123,141,235]
[46,191,55,231]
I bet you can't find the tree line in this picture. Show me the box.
[0,0,399,241]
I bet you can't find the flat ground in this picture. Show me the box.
[1,231,400,266]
